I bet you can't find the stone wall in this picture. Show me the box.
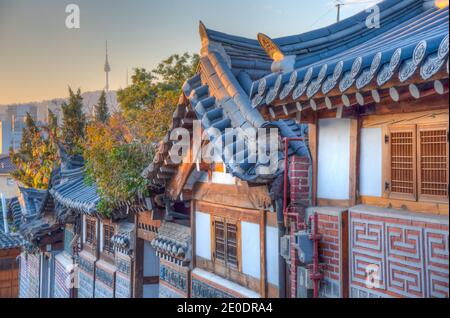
[19,252,40,298]
[159,259,189,298]
[77,251,96,298]
[54,252,73,298]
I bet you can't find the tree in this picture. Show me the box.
[153,52,200,89]
[94,90,109,123]
[85,52,199,217]
[84,114,153,217]
[9,113,59,189]
[61,87,86,154]
[47,109,59,137]
[117,68,156,113]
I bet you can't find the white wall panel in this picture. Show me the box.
[241,222,260,279]
[360,128,383,197]
[195,212,211,260]
[318,119,351,200]
[266,226,279,287]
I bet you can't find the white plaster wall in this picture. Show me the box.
[265,226,279,287]
[360,128,383,197]
[143,241,159,277]
[195,212,211,260]
[317,118,350,200]
[241,222,261,279]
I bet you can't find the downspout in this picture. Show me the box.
[282,135,312,298]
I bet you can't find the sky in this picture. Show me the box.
[0,0,380,105]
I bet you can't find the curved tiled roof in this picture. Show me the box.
[1,198,25,250]
[250,3,449,107]
[199,0,448,114]
[0,227,24,250]
[183,58,310,183]
[50,168,100,215]
[146,0,447,189]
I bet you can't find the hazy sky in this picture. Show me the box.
[0,0,379,104]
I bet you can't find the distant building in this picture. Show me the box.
[0,105,39,155]
[0,156,18,199]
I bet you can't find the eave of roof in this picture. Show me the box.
[251,5,449,109]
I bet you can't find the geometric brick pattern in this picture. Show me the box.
[349,209,449,298]
[18,253,40,298]
[115,273,131,298]
[78,270,95,298]
[54,255,71,298]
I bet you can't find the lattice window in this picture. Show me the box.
[213,218,239,268]
[85,217,97,246]
[226,223,238,267]
[214,220,226,262]
[418,124,449,201]
[103,224,115,255]
[387,123,449,203]
[389,125,417,200]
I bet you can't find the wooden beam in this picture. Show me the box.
[260,210,267,298]
[308,114,318,206]
[191,200,196,269]
[349,118,360,206]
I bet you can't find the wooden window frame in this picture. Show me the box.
[85,217,97,247]
[102,224,115,256]
[385,123,449,204]
[387,124,417,201]
[211,216,241,271]
[417,123,449,203]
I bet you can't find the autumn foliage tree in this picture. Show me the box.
[61,87,86,154]
[94,90,109,123]
[9,112,59,189]
[85,52,198,216]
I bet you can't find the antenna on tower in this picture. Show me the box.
[104,40,111,92]
[335,0,344,22]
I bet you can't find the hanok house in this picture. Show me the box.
[142,23,311,300]
[0,197,23,298]
[14,151,86,298]
[14,146,141,298]
[48,154,141,299]
[144,0,448,298]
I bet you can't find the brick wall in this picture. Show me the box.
[310,207,348,298]
[349,206,449,298]
[289,155,312,298]
[289,156,311,209]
